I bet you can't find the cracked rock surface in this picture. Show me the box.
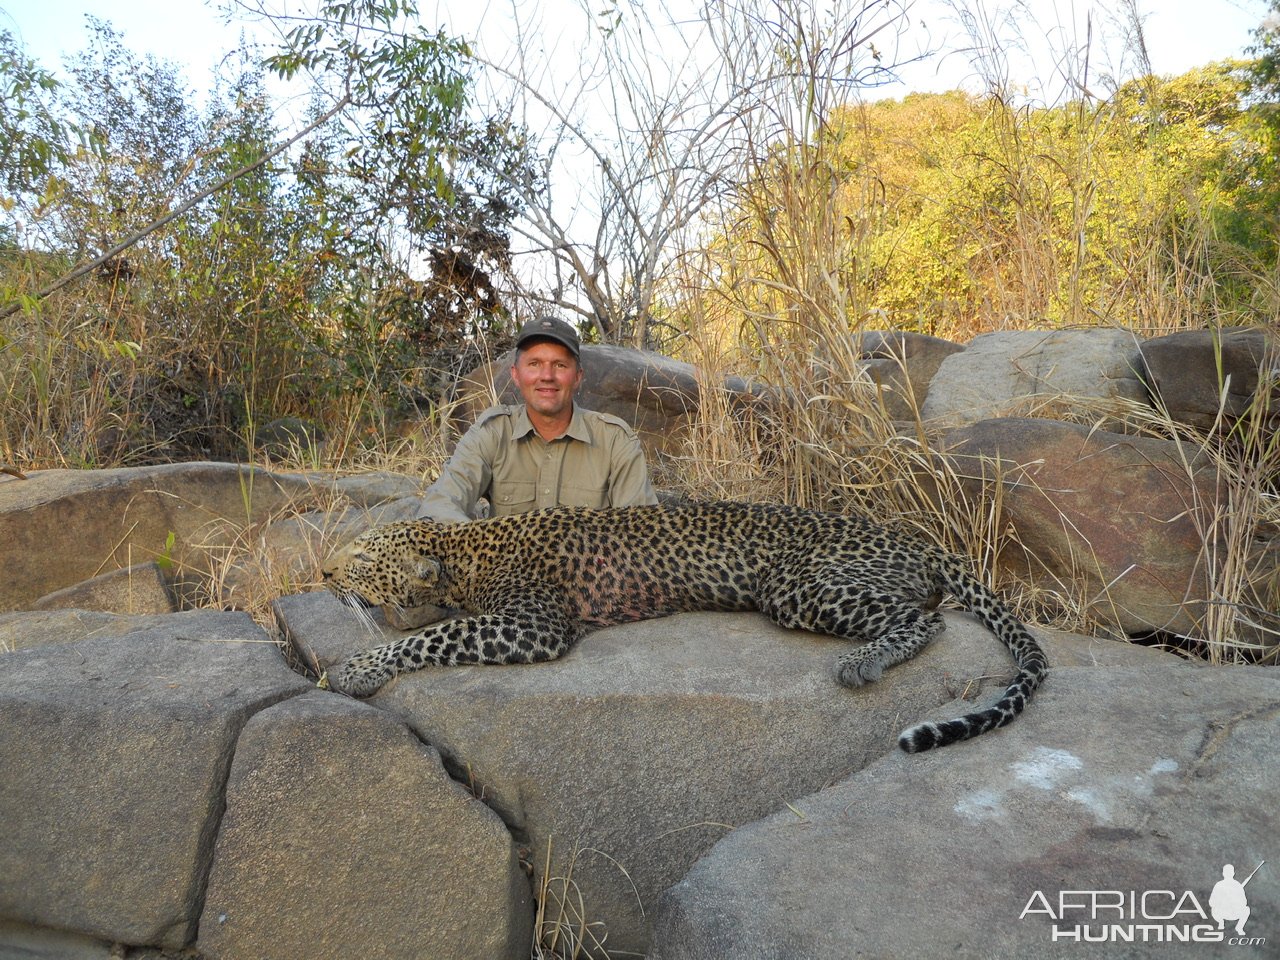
[2,458,1271,959]
[649,665,1278,960]
[0,613,311,947]
[198,692,531,960]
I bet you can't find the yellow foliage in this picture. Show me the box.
[679,61,1273,365]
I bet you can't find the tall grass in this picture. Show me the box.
[1155,353,1280,661]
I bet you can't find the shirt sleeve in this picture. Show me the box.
[416,417,499,523]
[605,426,659,508]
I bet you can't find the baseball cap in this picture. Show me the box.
[515,315,581,358]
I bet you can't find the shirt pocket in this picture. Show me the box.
[559,480,608,509]
[492,480,537,515]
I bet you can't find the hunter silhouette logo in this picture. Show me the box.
[1210,862,1265,937]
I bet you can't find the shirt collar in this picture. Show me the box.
[510,403,594,444]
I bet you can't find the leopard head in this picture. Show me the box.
[322,521,451,616]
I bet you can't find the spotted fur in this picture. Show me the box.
[321,501,1048,751]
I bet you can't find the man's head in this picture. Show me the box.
[511,315,583,424]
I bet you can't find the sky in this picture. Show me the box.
[2,0,1271,103]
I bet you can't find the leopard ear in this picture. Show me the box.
[413,557,442,586]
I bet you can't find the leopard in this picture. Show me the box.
[321,500,1048,752]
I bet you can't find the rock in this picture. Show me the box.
[0,463,317,611]
[649,664,1275,960]
[0,918,113,960]
[272,589,409,675]
[198,692,532,960]
[922,329,1148,426]
[0,464,426,613]
[853,330,965,420]
[944,417,1220,638]
[328,473,423,507]
[0,609,134,655]
[0,607,275,655]
[1138,326,1277,431]
[31,562,176,615]
[285,600,1186,957]
[1022,621,1204,668]
[0,613,312,948]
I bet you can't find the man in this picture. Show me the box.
[417,315,657,523]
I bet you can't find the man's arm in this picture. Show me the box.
[416,417,500,523]
[606,426,658,508]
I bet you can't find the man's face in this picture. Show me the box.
[511,340,583,420]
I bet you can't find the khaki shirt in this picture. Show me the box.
[417,404,657,523]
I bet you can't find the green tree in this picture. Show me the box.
[261,0,540,395]
[0,29,78,224]
[1249,1,1280,119]
[697,61,1274,344]
[53,20,201,263]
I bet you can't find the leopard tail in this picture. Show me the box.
[897,557,1049,752]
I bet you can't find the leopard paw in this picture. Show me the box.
[329,652,397,698]
[835,648,884,687]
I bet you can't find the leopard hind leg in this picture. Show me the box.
[833,605,944,686]
[758,574,944,687]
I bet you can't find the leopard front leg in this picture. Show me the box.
[329,600,580,698]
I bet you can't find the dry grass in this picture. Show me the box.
[163,427,451,638]
[530,837,644,960]
[3,23,1274,675]
[139,283,1274,673]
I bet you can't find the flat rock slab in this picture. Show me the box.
[272,589,410,674]
[0,612,312,948]
[0,463,316,610]
[650,664,1276,960]
[0,918,114,960]
[293,600,1187,958]
[326,471,423,506]
[31,561,176,615]
[0,464,424,611]
[276,588,1182,676]
[0,607,279,655]
[199,692,532,960]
